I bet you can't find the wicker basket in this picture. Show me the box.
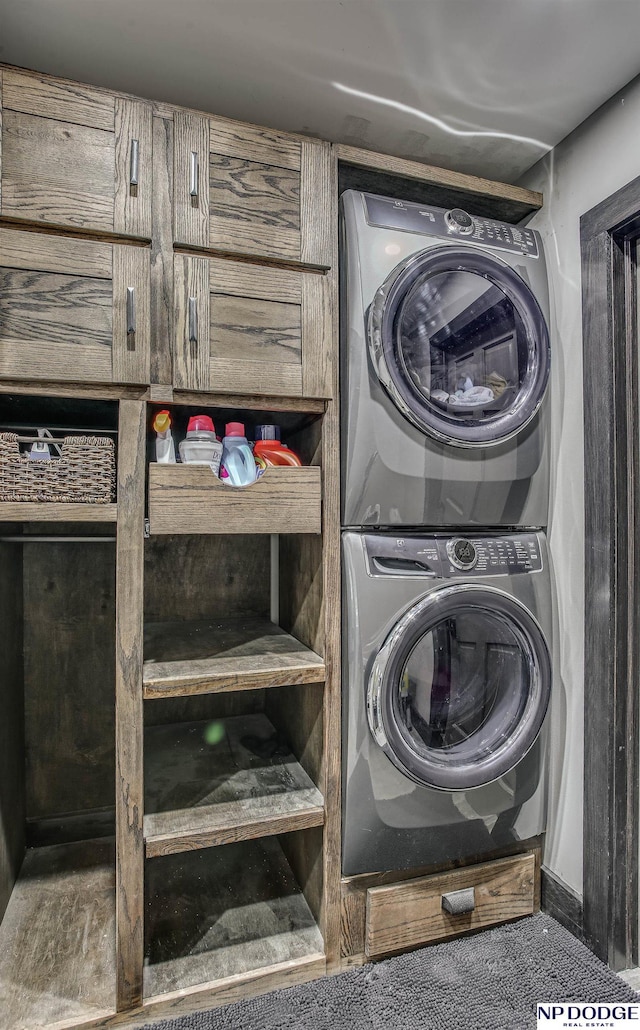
[0,433,116,503]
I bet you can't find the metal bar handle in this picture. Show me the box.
[129,139,139,186]
[189,151,199,198]
[188,297,198,343]
[126,287,136,335]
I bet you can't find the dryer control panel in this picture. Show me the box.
[365,533,543,578]
[363,193,539,258]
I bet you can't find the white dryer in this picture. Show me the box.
[340,190,551,529]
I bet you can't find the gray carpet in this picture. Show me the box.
[146,914,638,1030]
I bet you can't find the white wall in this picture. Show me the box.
[520,74,640,896]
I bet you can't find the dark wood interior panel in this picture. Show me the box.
[144,535,270,622]
[265,682,324,789]
[280,535,324,655]
[23,538,115,821]
[280,825,324,929]
[0,537,25,922]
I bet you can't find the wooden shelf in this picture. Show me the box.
[143,617,325,699]
[144,835,325,1000]
[147,464,321,535]
[0,839,116,1030]
[144,714,324,857]
[0,502,117,522]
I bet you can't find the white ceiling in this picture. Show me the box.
[2,0,640,182]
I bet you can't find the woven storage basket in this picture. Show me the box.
[0,433,116,503]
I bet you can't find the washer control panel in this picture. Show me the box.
[363,193,539,258]
[365,533,543,578]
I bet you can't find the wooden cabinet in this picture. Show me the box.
[0,227,151,385]
[173,254,331,397]
[173,111,333,267]
[0,68,153,239]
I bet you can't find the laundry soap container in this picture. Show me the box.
[179,415,222,473]
[253,425,302,466]
[220,422,257,486]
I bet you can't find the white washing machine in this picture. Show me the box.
[340,190,551,529]
[342,529,552,877]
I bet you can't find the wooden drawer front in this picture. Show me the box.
[173,112,333,268]
[0,228,150,385]
[148,465,322,535]
[365,853,536,958]
[173,255,331,398]
[0,69,152,238]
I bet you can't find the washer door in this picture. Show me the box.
[368,246,550,447]
[367,584,551,790]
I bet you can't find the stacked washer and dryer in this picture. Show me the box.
[340,190,553,878]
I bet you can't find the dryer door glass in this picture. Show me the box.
[368,586,551,789]
[372,246,550,446]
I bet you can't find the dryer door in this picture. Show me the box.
[369,245,550,447]
[367,584,551,790]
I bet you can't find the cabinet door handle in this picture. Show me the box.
[129,139,139,187]
[441,887,475,915]
[188,297,198,343]
[126,287,136,335]
[189,151,199,198]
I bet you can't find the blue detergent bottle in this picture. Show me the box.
[220,422,257,486]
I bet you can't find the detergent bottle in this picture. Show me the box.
[253,425,302,466]
[152,410,176,463]
[220,422,257,486]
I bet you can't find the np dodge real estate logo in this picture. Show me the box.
[537,1003,640,1028]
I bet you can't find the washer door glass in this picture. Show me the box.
[371,246,550,446]
[367,586,551,789]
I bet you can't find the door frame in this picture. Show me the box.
[581,175,640,969]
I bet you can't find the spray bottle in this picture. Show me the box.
[153,410,176,463]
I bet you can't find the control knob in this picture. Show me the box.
[445,208,475,235]
[446,538,478,571]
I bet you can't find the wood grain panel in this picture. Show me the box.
[0,71,4,213]
[112,245,151,384]
[0,502,117,521]
[3,68,115,130]
[209,258,302,304]
[148,465,321,535]
[301,272,332,398]
[211,292,302,364]
[114,98,153,239]
[150,114,174,385]
[0,266,113,382]
[0,538,24,925]
[173,111,209,248]
[208,359,302,398]
[0,839,116,1030]
[365,853,536,958]
[115,400,146,1010]
[23,539,115,821]
[335,143,543,210]
[143,617,325,698]
[173,254,210,390]
[209,117,301,171]
[0,226,113,278]
[300,141,333,268]
[2,110,115,231]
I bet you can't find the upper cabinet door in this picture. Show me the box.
[173,112,333,268]
[0,69,153,239]
[0,228,151,386]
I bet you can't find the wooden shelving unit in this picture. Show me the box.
[144,715,324,857]
[143,617,326,698]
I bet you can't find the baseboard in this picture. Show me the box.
[541,867,584,943]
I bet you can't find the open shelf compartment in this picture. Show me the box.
[144,833,325,1001]
[0,839,116,1029]
[144,713,325,857]
[143,616,325,699]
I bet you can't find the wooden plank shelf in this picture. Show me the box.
[0,838,116,1030]
[144,835,325,1000]
[147,463,321,535]
[144,715,325,858]
[0,501,117,521]
[143,617,325,699]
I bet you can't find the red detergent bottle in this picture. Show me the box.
[253,425,302,466]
